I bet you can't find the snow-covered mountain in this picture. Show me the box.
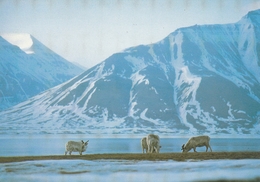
[1,10,260,135]
[0,33,84,110]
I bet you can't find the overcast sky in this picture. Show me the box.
[1,0,260,68]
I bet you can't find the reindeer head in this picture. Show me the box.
[181,144,185,151]
[81,140,89,151]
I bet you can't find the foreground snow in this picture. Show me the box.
[1,159,260,182]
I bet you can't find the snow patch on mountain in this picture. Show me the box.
[125,55,147,72]
[0,33,84,110]
[1,33,34,54]
[0,10,260,135]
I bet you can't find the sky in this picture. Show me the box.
[1,0,260,68]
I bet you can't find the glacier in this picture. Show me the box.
[0,10,260,135]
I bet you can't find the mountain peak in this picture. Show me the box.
[0,33,34,54]
[240,9,260,24]
[247,9,260,16]
[1,11,260,135]
[0,33,84,111]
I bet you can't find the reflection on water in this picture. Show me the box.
[0,135,259,156]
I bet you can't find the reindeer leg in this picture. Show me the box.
[209,145,212,152]
[193,147,197,152]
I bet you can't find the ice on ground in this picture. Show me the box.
[1,159,260,182]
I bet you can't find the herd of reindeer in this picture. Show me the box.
[64,134,213,155]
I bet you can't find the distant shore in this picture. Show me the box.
[1,152,260,163]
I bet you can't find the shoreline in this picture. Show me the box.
[0,134,259,139]
[1,152,260,163]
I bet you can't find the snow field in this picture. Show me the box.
[1,159,260,182]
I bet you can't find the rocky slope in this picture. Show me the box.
[1,10,260,135]
[0,34,84,110]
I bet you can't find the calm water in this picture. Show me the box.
[1,135,259,182]
[0,135,259,156]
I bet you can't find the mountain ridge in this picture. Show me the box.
[1,10,260,135]
[0,33,84,111]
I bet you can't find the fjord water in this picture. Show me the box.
[0,135,259,156]
[1,135,260,182]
